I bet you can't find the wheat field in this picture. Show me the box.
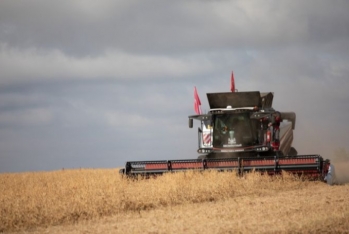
[1,168,349,233]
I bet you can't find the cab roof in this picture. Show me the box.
[206,91,273,109]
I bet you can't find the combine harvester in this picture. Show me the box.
[120,75,329,180]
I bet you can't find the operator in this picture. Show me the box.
[324,159,335,186]
[230,118,242,143]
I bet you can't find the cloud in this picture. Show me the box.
[0,108,53,126]
[0,43,217,85]
[105,110,152,128]
[1,0,348,56]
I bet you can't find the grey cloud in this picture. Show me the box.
[1,0,349,57]
[0,108,53,127]
[0,80,199,172]
[0,44,218,85]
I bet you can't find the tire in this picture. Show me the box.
[198,155,207,159]
[288,147,298,156]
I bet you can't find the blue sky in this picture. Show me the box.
[1,0,348,172]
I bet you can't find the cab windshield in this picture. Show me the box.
[213,112,257,147]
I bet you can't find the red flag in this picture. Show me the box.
[194,86,202,114]
[230,71,235,92]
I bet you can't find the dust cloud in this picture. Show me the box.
[330,148,349,184]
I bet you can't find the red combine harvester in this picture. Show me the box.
[120,89,328,180]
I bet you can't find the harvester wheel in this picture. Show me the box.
[288,147,298,156]
[198,155,207,159]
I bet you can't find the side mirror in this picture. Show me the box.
[189,118,193,128]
